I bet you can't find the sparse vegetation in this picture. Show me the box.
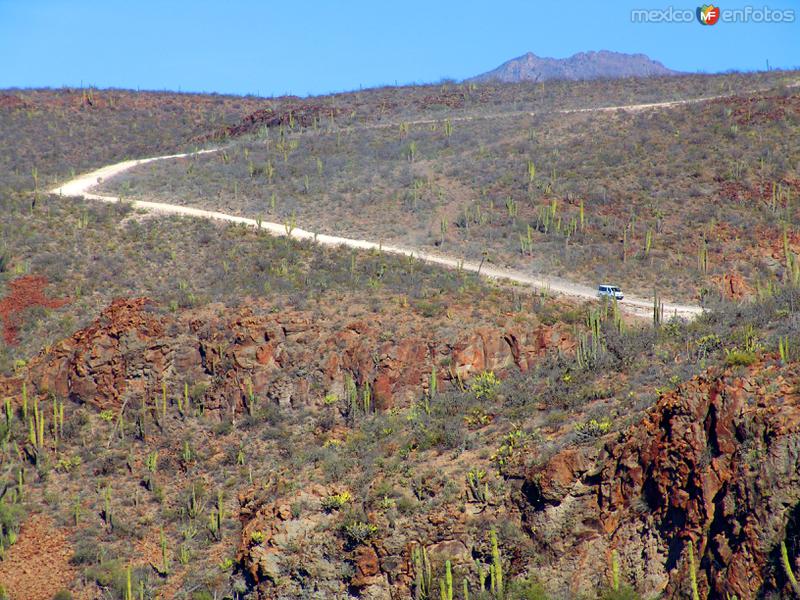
[98,71,800,302]
[1,70,800,599]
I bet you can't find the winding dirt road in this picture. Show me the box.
[48,93,738,319]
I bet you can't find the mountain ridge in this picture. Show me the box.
[469,49,679,82]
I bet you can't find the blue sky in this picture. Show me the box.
[0,0,798,96]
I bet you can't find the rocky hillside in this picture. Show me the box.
[16,296,570,416]
[516,359,800,598]
[102,77,800,303]
[469,50,677,83]
[3,267,800,598]
[2,74,800,600]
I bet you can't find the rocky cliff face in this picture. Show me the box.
[235,477,517,598]
[0,296,571,597]
[227,357,800,598]
[5,296,800,598]
[470,50,677,83]
[15,296,572,416]
[517,360,800,598]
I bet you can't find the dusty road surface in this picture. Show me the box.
[51,156,702,319]
[49,93,732,320]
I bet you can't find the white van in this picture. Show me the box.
[598,284,623,300]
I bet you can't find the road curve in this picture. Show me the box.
[53,86,768,319]
[50,148,703,320]
[46,82,800,315]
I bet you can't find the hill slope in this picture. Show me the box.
[97,72,800,304]
[470,50,678,83]
[2,73,800,599]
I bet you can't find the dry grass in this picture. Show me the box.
[101,74,800,302]
[1,72,799,599]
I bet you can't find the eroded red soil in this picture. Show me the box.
[0,514,76,600]
[0,275,68,345]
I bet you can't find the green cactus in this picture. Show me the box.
[611,549,620,591]
[467,468,489,503]
[698,238,709,274]
[781,541,800,598]
[246,378,257,416]
[159,527,170,575]
[443,118,453,139]
[284,211,297,236]
[439,560,453,600]
[688,542,699,600]
[103,485,113,530]
[653,289,663,327]
[413,545,432,599]
[505,197,518,219]
[407,140,418,162]
[490,529,503,598]
[146,451,158,474]
[362,383,371,414]
[622,228,628,263]
[779,336,790,363]
[124,565,133,600]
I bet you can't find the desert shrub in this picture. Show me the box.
[471,371,501,401]
[315,409,337,432]
[574,417,613,440]
[0,498,23,548]
[321,491,352,513]
[53,591,73,600]
[557,307,585,324]
[85,560,126,591]
[500,355,565,408]
[70,536,102,565]
[60,407,90,440]
[604,327,657,368]
[502,577,550,600]
[725,349,757,367]
[321,451,355,483]
[410,410,468,452]
[694,333,722,360]
[339,504,380,547]
[598,584,641,600]
[342,520,379,546]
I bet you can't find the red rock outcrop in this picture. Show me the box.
[713,272,752,299]
[0,275,68,345]
[30,298,165,408]
[519,359,800,598]
[11,297,567,417]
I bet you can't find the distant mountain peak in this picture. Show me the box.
[468,50,678,83]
